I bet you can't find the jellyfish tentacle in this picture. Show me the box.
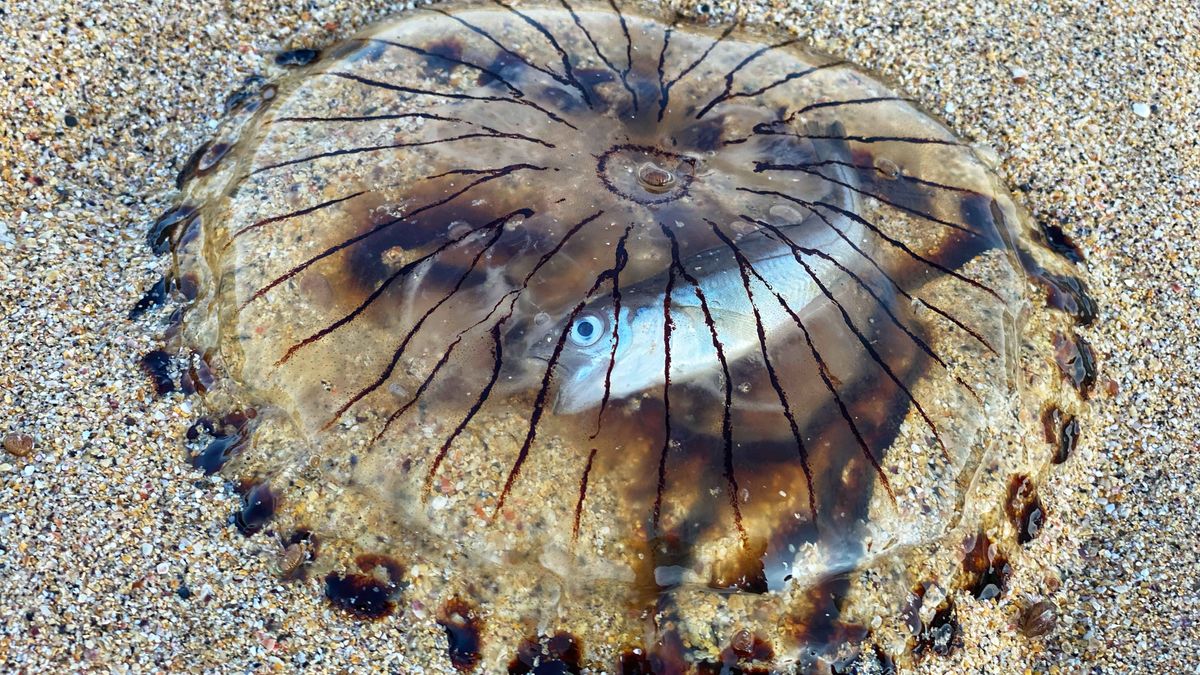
[650,250,678,533]
[763,204,998,356]
[250,130,553,176]
[571,447,600,544]
[653,22,675,125]
[271,111,468,126]
[756,159,983,198]
[750,127,963,147]
[228,191,367,245]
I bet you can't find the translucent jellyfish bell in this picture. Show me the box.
[146,2,1097,670]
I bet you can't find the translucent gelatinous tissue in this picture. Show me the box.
[149,1,1096,670]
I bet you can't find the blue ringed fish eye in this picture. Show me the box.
[571,314,603,347]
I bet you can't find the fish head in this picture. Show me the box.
[527,296,664,415]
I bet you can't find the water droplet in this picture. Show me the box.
[768,204,804,224]
[874,157,901,179]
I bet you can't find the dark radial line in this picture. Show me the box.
[381,302,530,454]
[271,111,467,126]
[494,214,626,520]
[415,211,606,494]
[758,212,964,449]
[494,0,594,108]
[697,60,847,119]
[703,221,821,523]
[325,71,577,129]
[653,22,674,122]
[250,129,553,176]
[756,159,983,197]
[232,166,521,245]
[706,219,897,504]
[735,187,1002,301]
[779,96,916,124]
[770,203,997,356]
[244,164,546,308]
[427,7,580,96]
[285,214,507,368]
[658,22,737,122]
[306,211,525,431]
[370,38,528,98]
[559,0,640,111]
[660,223,750,546]
[749,127,963,148]
[739,216,953,461]
[693,36,800,119]
[572,448,600,543]
[493,295,589,521]
[228,191,366,244]
[606,0,639,113]
[416,327,495,489]
[590,223,635,439]
[651,251,678,532]
[753,162,985,237]
[745,214,984,406]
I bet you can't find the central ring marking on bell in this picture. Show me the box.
[596,144,696,205]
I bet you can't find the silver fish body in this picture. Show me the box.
[534,160,868,415]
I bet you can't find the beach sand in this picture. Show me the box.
[1,0,1197,672]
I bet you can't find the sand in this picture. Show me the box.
[1,0,1196,672]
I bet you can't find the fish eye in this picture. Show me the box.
[569,314,604,347]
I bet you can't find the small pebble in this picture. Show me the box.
[3,433,34,457]
[1019,599,1058,637]
[279,544,306,577]
[1131,102,1151,118]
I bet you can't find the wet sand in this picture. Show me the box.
[1,0,1196,672]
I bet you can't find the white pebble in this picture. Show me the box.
[1132,102,1151,118]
